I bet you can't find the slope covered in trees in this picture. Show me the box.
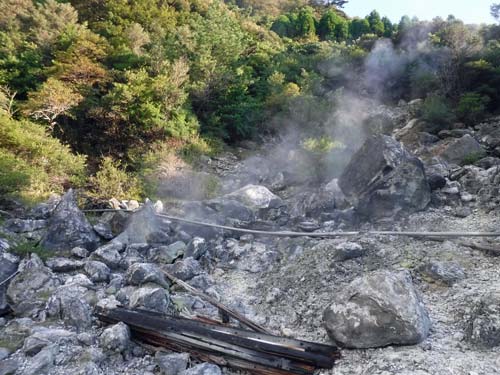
[1,0,500,202]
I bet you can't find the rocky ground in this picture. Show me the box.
[1,100,500,375]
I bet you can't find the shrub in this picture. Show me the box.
[89,157,143,200]
[457,92,490,125]
[0,114,86,201]
[419,95,456,128]
[0,151,32,196]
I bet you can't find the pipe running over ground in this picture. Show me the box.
[83,209,500,239]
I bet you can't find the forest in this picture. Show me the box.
[1,0,500,203]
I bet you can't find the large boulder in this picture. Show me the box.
[438,134,486,165]
[6,255,60,317]
[40,190,99,252]
[323,270,431,348]
[339,135,431,220]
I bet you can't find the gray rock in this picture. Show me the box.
[45,257,83,272]
[149,241,186,264]
[419,261,466,286]
[125,263,169,287]
[0,349,8,361]
[0,254,18,315]
[334,242,365,261]
[84,261,111,282]
[0,359,18,375]
[93,222,114,240]
[184,237,208,260]
[339,135,431,220]
[129,285,174,314]
[467,291,500,348]
[439,134,486,165]
[40,190,99,252]
[29,195,60,219]
[91,242,124,269]
[225,185,283,211]
[475,156,500,169]
[22,328,75,356]
[155,352,189,375]
[4,219,47,233]
[183,363,222,375]
[6,257,60,316]
[323,270,431,348]
[46,284,93,331]
[100,322,130,352]
[127,200,140,211]
[71,246,89,259]
[163,258,202,281]
[23,343,57,375]
[427,173,447,191]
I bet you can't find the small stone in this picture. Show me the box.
[77,333,95,346]
[45,257,83,272]
[91,242,124,269]
[129,286,174,314]
[154,200,164,213]
[155,352,189,375]
[334,242,365,261]
[100,322,130,353]
[163,257,202,281]
[84,261,111,282]
[127,200,140,211]
[149,243,185,264]
[71,247,89,259]
[93,222,114,240]
[125,263,169,287]
[185,238,207,260]
[419,261,466,286]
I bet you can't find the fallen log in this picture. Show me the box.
[97,307,340,375]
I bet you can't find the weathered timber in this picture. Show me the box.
[162,268,271,334]
[96,307,340,375]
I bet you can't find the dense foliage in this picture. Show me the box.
[1,0,499,202]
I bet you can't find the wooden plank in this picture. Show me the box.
[97,307,340,375]
[100,307,338,359]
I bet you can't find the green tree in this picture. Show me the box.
[349,17,370,39]
[271,15,294,37]
[24,78,83,131]
[318,10,348,41]
[367,10,385,36]
[382,16,394,37]
[295,7,317,38]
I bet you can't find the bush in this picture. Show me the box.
[457,92,490,125]
[89,157,143,200]
[0,151,31,196]
[0,114,86,201]
[419,95,456,128]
